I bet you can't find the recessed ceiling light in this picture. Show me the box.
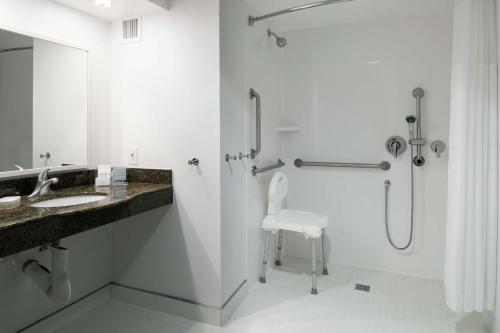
[95,0,112,7]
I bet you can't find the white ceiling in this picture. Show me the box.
[245,0,454,32]
[51,0,168,21]
[51,0,454,31]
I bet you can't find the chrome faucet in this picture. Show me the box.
[29,169,59,198]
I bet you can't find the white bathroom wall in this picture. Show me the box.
[220,0,247,301]
[0,48,33,172]
[110,0,223,307]
[0,1,112,332]
[280,13,453,279]
[220,0,283,300]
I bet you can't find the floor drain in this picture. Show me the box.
[354,284,371,292]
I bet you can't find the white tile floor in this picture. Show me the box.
[56,258,486,333]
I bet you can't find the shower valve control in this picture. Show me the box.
[430,140,446,158]
[385,136,407,158]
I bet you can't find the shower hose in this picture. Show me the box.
[384,145,415,251]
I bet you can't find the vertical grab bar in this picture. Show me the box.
[249,88,261,159]
[412,88,425,163]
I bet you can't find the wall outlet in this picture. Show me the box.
[128,145,138,165]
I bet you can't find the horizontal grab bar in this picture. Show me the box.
[294,159,391,171]
[252,159,285,176]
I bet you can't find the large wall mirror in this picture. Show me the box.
[0,28,88,175]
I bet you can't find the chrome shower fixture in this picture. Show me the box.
[267,29,287,48]
[249,0,354,26]
[405,115,416,124]
[385,136,407,158]
[406,115,417,139]
[409,88,426,166]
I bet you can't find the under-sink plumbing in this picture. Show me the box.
[22,241,72,304]
[1,241,72,304]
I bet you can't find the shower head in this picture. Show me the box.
[405,115,417,124]
[267,29,287,48]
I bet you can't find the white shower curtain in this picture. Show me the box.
[445,0,499,313]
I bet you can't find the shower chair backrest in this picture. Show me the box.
[268,172,288,215]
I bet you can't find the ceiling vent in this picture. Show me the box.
[121,17,141,43]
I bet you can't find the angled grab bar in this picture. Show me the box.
[294,159,390,171]
[252,159,285,176]
[249,88,261,159]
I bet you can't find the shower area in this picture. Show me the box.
[221,0,497,331]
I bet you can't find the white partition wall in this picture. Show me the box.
[110,0,223,308]
[220,0,284,296]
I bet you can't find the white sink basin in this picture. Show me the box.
[31,195,107,208]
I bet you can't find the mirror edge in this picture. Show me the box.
[0,165,90,180]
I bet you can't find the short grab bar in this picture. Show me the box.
[294,159,390,171]
[252,159,285,176]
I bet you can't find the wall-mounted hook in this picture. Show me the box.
[430,140,446,158]
[188,158,199,166]
[40,152,51,159]
[225,154,237,162]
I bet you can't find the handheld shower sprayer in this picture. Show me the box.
[406,115,417,138]
[405,115,417,124]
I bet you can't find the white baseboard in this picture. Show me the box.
[20,285,111,333]
[19,280,247,331]
[221,281,248,325]
[111,281,247,326]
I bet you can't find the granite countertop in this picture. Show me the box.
[0,169,173,257]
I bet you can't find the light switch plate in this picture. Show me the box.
[128,145,138,165]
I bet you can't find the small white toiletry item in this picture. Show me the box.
[0,196,21,209]
[97,165,112,178]
[95,177,111,187]
[111,167,128,187]
[95,165,112,187]
[112,167,127,185]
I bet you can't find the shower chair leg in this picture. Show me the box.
[275,230,283,266]
[311,238,318,294]
[259,231,271,283]
[321,228,329,275]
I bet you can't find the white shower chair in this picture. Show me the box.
[259,172,329,294]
